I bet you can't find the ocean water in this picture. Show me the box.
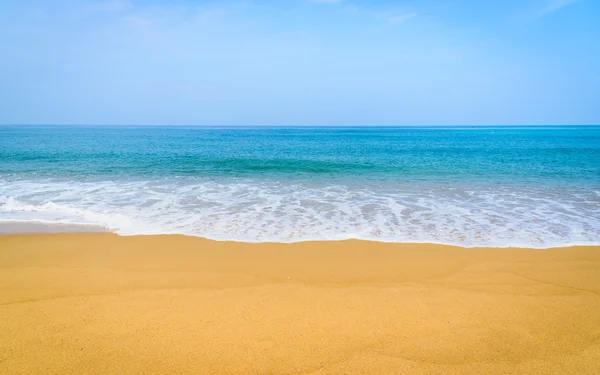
[1,125,599,248]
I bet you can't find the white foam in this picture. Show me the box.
[1,177,599,248]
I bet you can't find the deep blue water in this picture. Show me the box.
[2,125,599,184]
[1,125,599,247]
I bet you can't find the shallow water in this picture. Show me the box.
[1,125,599,247]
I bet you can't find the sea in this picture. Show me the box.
[1,125,599,248]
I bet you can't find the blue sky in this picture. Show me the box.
[0,0,598,125]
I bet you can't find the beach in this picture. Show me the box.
[2,0,599,371]
[2,233,599,374]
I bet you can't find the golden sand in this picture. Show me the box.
[1,234,599,374]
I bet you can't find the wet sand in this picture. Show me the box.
[0,221,107,235]
[1,233,599,374]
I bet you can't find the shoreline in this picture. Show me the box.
[2,221,599,249]
[2,233,600,374]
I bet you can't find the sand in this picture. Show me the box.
[1,234,599,374]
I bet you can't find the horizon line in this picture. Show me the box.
[1,124,599,128]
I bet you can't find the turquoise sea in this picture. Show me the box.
[1,125,599,247]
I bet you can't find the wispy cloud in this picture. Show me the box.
[89,0,129,14]
[538,0,581,17]
[123,14,153,30]
[385,12,417,24]
[73,0,129,20]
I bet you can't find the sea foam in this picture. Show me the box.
[1,177,598,248]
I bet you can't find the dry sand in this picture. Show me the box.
[1,233,600,374]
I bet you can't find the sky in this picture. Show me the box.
[0,0,598,126]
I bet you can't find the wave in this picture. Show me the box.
[1,178,599,248]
